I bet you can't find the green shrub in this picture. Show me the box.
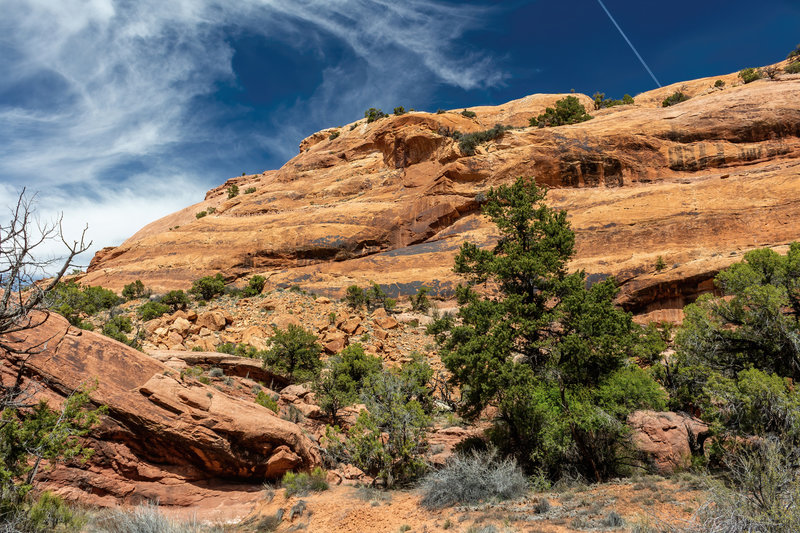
[195,210,207,219]
[217,342,259,358]
[531,96,592,128]
[102,316,134,345]
[592,92,634,110]
[255,391,279,412]
[739,67,762,84]
[328,130,340,141]
[48,281,121,326]
[1,388,102,526]
[348,369,430,487]
[345,285,367,309]
[453,124,511,156]
[410,286,431,312]
[366,281,394,311]
[244,186,256,194]
[461,109,477,118]
[262,324,322,382]
[138,301,170,321]
[425,308,455,344]
[208,367,224,378]
[227,184,239,199]
[420,449,527,508]
[282,467,328,498]
[161,290,189,311]
[122,280,149,300]
[393,106,406,116]
[714,79,725,88]
[655,256,666,271]
[669,244,800,442]
[242,274,266,297]
[785,61,800,74]
[662,91,690,107]
[787,43,800,60]
[364,108,388,123]
[190,273,226,301]
[313,343,383,424]
[83,286,121,311]
[24,491,85,532]
[436,108,446,114]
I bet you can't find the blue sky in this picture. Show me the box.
[1,0,798,265]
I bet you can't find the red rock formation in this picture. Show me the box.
[83,62,800,319]
[0,312,319,506]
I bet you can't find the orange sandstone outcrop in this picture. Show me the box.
[84,63,800,320]
[628,410,710,474]
[0,312,319,506]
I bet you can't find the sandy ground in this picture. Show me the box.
[221,474,706,533]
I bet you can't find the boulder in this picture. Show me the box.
[196,311,227,331]
[374,315,398,330]
[324,337,347,354]
[339,317,362,334]
[166,331,184,347]
[241,325,268,350]
[628,410,710,474]
[271,314,301,330]
[169,317,191,336]
[2,313,318,507]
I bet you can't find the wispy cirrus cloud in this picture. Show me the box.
[0,0,505,266]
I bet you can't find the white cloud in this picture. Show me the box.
[0,0,505,271]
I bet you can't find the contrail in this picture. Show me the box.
[596,0,662,88]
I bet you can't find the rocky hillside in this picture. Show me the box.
[83,61,800,322]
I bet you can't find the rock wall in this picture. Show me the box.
[83,63,800,319]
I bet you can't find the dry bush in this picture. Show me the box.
[668,438,800,532]
[88,502,208,533]
[419,448,527,509]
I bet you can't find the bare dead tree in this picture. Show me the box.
[0,188,91,410]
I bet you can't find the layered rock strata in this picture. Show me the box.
[83,64,800,320]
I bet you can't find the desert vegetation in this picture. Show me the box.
[739,67,763,84]
[530,96,592,127]
[447,124,512,156]
[592,92,634,109]
[432,178,666,481]
[662,90,690,107]
[364,107,388,123]
[0,190,103,532]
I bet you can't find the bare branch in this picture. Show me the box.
[0,189,91,411]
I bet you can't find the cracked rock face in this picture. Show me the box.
[84,66,800,320]
[1,312,320,506]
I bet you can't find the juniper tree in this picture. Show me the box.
[438,177,664,480]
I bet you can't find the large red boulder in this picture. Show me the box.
[0,312,320,507]
[628,410,710,474]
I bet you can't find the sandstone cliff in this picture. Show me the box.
[84,62,800,321]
